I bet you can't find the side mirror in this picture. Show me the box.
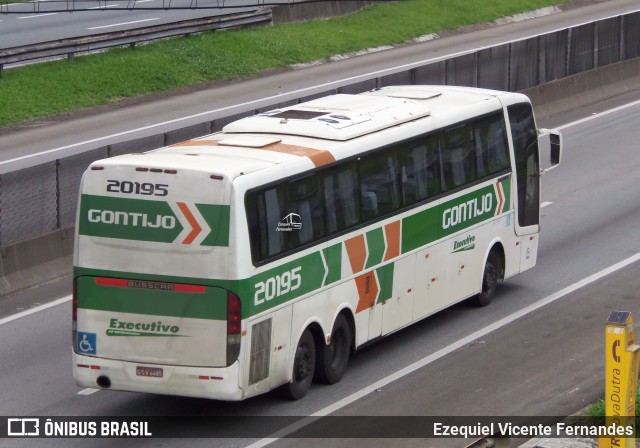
[538,128,562,174]
[550,133,561,166]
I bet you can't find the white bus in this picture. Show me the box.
[73,85,561,400]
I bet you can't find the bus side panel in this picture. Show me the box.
[242,306,292,399]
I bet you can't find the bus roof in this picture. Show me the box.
[105,86,518,179]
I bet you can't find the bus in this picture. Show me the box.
[73,85,562,400]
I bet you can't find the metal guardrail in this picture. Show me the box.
[0,8,272,71]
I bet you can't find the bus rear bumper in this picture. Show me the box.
[73,352,244,401]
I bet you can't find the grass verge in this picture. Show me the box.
[586,380,640,426]
[0,0,570,128]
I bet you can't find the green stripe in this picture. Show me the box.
[365,228,385,269]
[323,243,342,286]
[376,263,394,304]
[197,203,231,246]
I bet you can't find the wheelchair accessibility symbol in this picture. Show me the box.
[77,332,96,355]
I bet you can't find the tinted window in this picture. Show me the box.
[508,103,540,227]
[398,134,441,204]
[323,164,359,234]
[358,151,400,221]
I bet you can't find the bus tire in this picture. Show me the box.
[281,329,316,400]
[474,251,502,307]
[315,314,352,384]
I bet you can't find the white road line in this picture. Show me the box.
[556,98,640,131]
[541,201,553,208]
[245,251,640,448]
[77,388,100,396]
[0,295,71,326]
[87,18,160,30]
[88,4,119,9]
[18,12,58,19]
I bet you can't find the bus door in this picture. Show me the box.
[507,103,540,272]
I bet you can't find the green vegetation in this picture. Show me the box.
[0,0,569,128]
[586,380,640,426]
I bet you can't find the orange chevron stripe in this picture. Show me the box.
[355,271,379,314]
[383,221,401,261]
[170,140,218,147]
[259,143,336,168]
[345,234,367,274]
[177,202,202,245]
[495,182,504,216]
[171,139,336,168]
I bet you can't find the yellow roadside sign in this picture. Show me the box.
[599,311,640,448]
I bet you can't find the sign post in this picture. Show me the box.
[599,311,640,448]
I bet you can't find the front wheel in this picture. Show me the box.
[315,314,352,384]
[280,329,316,400]
[473,252,502,307]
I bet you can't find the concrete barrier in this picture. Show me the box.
[0,227,73,297]
[522,56,640,119]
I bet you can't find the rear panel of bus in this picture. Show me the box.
[72,155,245,399]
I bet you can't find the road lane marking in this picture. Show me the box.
[18,12,58,18]
[77,388,100,396]
[88,4,119,9]
[245,251,640,447]
[0,295,70,326]
[87,18,160,30]
[556,98,640,131]
[541,201,553,208]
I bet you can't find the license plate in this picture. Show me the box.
[136,366,163,378]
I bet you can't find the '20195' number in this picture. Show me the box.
[254,267,302,306]
[106,180,168,197]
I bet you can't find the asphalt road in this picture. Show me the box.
[1,90,640,448]
[0,0,267,48]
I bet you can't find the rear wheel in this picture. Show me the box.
[281,329,315,400]
[315,314,352,384]
[473,251,502,307]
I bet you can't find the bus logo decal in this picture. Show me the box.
[277,213,302,232]
[452,235,476,253]
[79,195,230,247]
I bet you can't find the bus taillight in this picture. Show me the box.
[226,292,241,366]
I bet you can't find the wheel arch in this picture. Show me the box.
[481,239,505,285]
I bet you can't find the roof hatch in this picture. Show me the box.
[222,93,431,141]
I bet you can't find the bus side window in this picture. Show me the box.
[442,124,474,190]
[323,164,359,234]
[485,115,510,174]
[399,135,441,205]
[286,174,324,247]
[246,186,287,261]
[358,150,400,220]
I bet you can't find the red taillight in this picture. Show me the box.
[227,292,241,335]
[226,292,241,365]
